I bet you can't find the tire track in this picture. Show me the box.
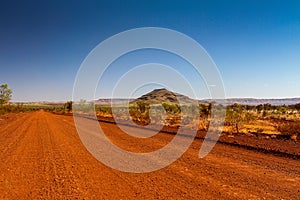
[36,113,83,199]
[0,113,34,162]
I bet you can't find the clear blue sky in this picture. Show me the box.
[0,0,299,101]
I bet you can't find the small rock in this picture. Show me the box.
[291,134,297,141]
[271,135,277,139]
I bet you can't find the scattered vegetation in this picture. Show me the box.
[0,103,67,115]
[277,121,300,140]
[129,101,151,125]
[0,83,75,115]
[225,103,254,133]
[1,82,299,140]
[92,101,300,140]
[0,84,12,107]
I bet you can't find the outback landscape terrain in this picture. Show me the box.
[0,88,299,199]
[1,1,300,199]
[0,111,299,199]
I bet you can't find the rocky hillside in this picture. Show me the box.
[132,88,197,104]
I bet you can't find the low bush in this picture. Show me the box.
[277,121,300,138]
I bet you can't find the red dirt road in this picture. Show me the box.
[0,111,299,199]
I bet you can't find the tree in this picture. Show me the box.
[0,84,12,106]
[226,103,254,133]
[136,100,149,113]
[199,103,211,131]
[129,101,151,125]
[162,102,181,114]
[64,101,73,112]
[294,103,300,111]
[278,105,287,115]
[256,104,263,113]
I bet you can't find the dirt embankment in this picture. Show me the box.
[0,111,299,199]
[94,115,300,158]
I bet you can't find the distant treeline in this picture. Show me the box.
[0,102,72,115]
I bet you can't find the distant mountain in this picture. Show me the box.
[94,88,195,105]
[131,88,197,104]
[94,98,134,105]
[207,98,300,106]
[95,88,300,106]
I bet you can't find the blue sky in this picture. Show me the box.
[0,0,299,101]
